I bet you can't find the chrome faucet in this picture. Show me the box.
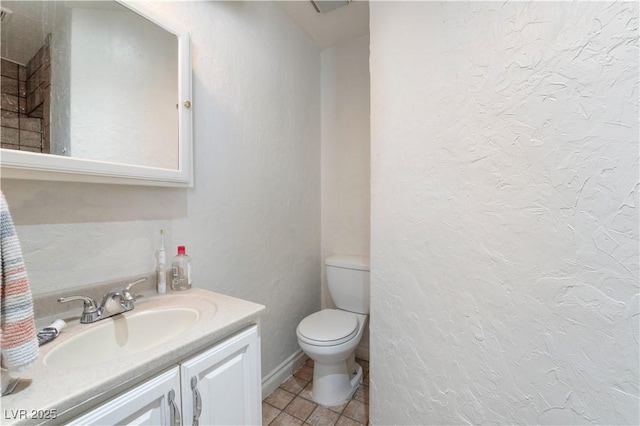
[58,277,148,324]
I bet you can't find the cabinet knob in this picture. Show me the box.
[183,100,191,109]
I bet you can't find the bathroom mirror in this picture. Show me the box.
[0,0,192,186]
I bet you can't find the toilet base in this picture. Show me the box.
[310,355,363,407]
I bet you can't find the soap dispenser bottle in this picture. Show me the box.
[171,246,192,291]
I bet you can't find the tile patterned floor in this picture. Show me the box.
[263,358,369,426]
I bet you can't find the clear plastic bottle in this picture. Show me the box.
[171,246,192,291]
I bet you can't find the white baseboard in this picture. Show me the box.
[261,349,308,399]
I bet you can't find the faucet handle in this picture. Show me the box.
[58,295,97,310]
[122,277,148,302]
[57,295,100,323]
[125,277,148,292]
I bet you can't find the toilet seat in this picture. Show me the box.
[297,309,359,347]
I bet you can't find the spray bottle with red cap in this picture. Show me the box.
[171,245,192,291]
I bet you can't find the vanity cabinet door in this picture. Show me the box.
[68,367,182,426]
[180,325,261,426]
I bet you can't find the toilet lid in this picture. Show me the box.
[297,309,359,346]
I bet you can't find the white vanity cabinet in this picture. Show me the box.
[67,368,182,426]
[68,325,261,426]
[180,325,261,425]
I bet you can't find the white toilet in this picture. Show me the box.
[296,254,369,406]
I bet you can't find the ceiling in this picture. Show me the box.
[1,1,127,65]
[1,1,57,65]
[275,0,369,50]
[1,1,369,64]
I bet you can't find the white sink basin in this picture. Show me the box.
[44,307,200,368]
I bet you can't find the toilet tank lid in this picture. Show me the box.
[325,255,370,271]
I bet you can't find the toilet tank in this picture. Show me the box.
[325,255,370,314]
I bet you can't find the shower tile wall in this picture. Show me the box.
[1,35,51,153]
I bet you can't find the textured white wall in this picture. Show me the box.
[370,1,639,425]
[70,6,179,169]
[320,35,371,356]
[50,1,71,156]
[1,0,320,380]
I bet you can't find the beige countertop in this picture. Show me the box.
[1,288,265,425]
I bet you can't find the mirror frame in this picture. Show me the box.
[0,1,193,187]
